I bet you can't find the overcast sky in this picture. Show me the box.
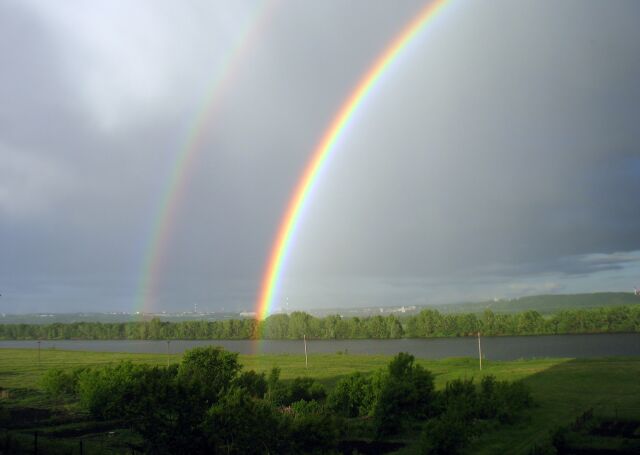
[2,0,640,314]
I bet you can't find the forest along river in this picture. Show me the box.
[1,333,639,360]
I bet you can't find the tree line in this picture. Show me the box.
[1,305,639,340]
[40,347,533,454]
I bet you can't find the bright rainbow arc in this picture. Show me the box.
[256,0,451,320]
[136,0,279,314]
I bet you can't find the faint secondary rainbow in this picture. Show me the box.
[136,0,279,314]
[256,0,452,320]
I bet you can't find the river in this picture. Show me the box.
[1,333,639,360]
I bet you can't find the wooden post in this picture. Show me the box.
[79,440,83,455]
[303,334,308,369]
[166,340,171,366]
[37,341,41,365]
[34,431,38,455]
[477,331,482,371]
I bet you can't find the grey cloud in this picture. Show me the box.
[2,1,640,313]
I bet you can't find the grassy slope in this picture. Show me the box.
[1,348,639,454]
[430,292,640,314]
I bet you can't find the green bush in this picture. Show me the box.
[290,399,323,416]
[477,375,533,423]
[420,409,476,454]
[178,346,241,405]
[326,372,373,417]
[76,362,146,419]
[437,378,478,419]
[369,353,436,436]
[271,377,327,407]
[234,370,267,398]
[204,387,285,455]
[287,411,343,454]
[40,367,86,397]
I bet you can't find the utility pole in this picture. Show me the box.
[477,331,483,370]
[303,334,308,369]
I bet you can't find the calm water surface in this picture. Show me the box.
[1,333,639,360]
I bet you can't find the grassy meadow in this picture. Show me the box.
[1,348,640,453]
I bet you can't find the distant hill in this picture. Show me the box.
[0,312,243,325]
[2,293,639,324]
[428,292,640,315]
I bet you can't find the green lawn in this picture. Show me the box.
[1,348,639,454]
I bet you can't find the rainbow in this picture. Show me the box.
[136,0,279,314]
[256,0,452,320]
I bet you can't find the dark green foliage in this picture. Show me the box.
[287,411,343,454]
[66,347,344,454]
[326,372,373,417]
[76,361,147,420]
[372,375,415,435]
[271,376,327,406]
[118,365,205,454]
[420,409,477,454]
[204,387,285,455]
[38,347,535,454]
[438,378,478,419]
[387,352,435,418]
[2,302,639,340]
[40,367,86,397]
[234,369,267,398]
[527,442,558,455]
[290,399,323,416]
[419,375,533,453]
[266,366,281,401]
[479,375,533,423]
[371,353,436,435]
[178,346,241,405]
[71,347,271,453]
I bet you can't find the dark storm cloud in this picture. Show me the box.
[2,0,640,312]
[285,1,640,269]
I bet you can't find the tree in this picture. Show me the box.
[204,387,285,454]
[326,372,373,417]
[178,346,241,405]
[234,370,267,398]
[371,353,436,435]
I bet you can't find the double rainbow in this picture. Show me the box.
[136,0,279,314]
[256,0,452,320]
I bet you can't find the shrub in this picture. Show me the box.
[178,346,241,405]
[420,409,476,454]
[287,411,343,454]
[326,372,373,417]
[477,375,533,423]
[271,377,327,407]
[437,378,478,419]
[204,387,285,455]
[76,362,147,419]
[370,353,436,435]
[234,370,267,398]
[290,399,323,416]
[40,367,86,397]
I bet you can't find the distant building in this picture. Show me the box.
[634,287,640,296]
[240,311,257,318]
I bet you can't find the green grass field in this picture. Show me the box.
[1,348,639,454]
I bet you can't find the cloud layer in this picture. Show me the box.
[1,0,640,312]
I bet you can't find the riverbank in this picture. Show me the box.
[2,304,638,342]
[2,332,639,360]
